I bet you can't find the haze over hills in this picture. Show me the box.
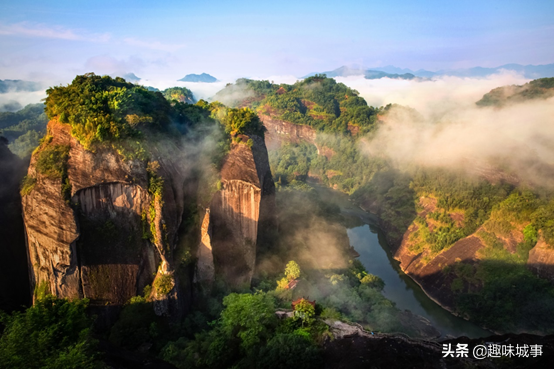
[178,73,217,83]
[306,63,554,80]
[0,80,43,93]
[304,66,416,80]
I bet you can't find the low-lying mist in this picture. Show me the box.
[336,73,554,188]
[0,91,46,112]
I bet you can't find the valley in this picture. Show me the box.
[1,73,553,368]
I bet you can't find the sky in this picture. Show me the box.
[0,0,553,85]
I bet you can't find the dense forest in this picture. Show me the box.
[213,75,381,135]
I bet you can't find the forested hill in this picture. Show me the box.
[212,75,381,135]
[476,77,554,107]
[0,103,48,158]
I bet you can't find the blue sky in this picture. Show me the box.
[1,0,553,83]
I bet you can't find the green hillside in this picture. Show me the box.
[229,76,554,334]
[476,77,554,107]
[213,75,380,135]
[0,103,47,158]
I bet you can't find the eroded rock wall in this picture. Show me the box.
[22,120,186,317]
[210,134,276,287]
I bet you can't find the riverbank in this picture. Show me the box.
[311,184,491,338]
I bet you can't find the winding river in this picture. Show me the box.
[316,186,491,339]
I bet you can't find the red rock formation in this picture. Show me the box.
[394,232,486,311]
[22,120,185,317]
[209,134,276,287]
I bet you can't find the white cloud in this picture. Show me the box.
[353,73,554,188]
[0,22,110,42]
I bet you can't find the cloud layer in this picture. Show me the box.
[347,73,554,188]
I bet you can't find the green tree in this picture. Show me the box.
[360,274,385,291]
[0,295,99,369]
[284,260,301,281]
[255,333,322,369]
[220,292,277,351]
[222,107,265,137]
[293,299,315,327]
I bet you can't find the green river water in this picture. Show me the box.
[317,185,491,338]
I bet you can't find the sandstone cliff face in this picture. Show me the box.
[0,138,30,311]
[259,115,316,149]
[195,209,214,284]
[394,230,485,311]
[22,120,186,316]
[208,134,276,287]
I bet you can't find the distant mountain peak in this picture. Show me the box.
[121,73,141,82]
[178,73,217,83]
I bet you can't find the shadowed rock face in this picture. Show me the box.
[209,134,276,287]
[22,120,186,318]
[0,138,30,312]
[528,239,554,283]
[395,230,486,312]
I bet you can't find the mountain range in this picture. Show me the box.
[305,63,554,80]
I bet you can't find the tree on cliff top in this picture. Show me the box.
[220,107,265,138]
[45,73,171,149]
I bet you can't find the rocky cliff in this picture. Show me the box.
[22,120,187,317]
[24,120,276,315]
[203,134,276,287]
[0,137,30,311]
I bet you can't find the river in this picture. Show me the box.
[315,185,491,338]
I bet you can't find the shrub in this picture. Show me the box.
[360,274,385,291]
[35,144,69,179]
[20,175,37,196]
[154,274,174,296]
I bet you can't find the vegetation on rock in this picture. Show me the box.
[45,73,171,150]
[214,75,380,135]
